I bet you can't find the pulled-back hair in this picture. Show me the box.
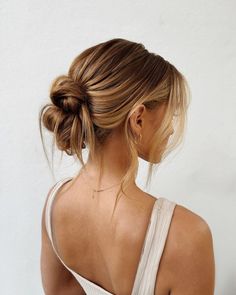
[39,38,191,219]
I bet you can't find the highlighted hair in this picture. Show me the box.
[39,38,191,220]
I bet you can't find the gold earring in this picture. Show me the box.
[135,133,142,144]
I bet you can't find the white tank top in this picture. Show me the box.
[45,177,177,294]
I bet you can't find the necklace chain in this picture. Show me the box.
[80,168,122,197]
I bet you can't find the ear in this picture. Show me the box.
[129,104,146,137]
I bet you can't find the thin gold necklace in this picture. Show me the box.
[80,168,122,198]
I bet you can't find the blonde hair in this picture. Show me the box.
[39,38,191,219]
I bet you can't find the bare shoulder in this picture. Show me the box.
[160,203,215,295]
[171,203,213,240]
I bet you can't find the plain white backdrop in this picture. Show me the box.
[0,0,235,294]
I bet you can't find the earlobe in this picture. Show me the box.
[129,114,139,134]
[134,133,142,145]
[128,104,146,142]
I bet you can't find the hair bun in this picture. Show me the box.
[50,75,88,115]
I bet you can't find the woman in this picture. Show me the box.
[39,38,215,295]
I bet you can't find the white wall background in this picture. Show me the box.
[0,0,235,294]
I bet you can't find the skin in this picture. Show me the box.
[41,102,215,294]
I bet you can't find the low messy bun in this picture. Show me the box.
[39,74,94,162]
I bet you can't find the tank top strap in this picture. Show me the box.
[44,177,75,270]
[45,177,72,243]
[131,197,177,294]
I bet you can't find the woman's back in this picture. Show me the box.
[43,174,214,295]
[44,175,176,294]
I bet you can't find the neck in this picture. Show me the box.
[81,129,137,188]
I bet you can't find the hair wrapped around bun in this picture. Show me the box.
[50,75,88,115]
[39,74,92,157]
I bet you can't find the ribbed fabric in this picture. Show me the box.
[45,177,176,295]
